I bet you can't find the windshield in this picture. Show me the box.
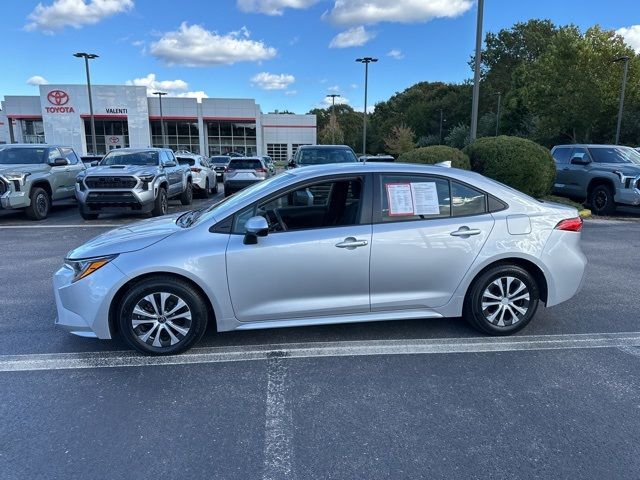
[191,172,294,226]
[100,150,159,166]
[588,147,640,165]
[296,147,358,165]
[0,147,47,165]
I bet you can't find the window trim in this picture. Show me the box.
[211,173,373,235]
[372,172,502,225]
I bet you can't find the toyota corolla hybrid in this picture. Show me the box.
[54,163,586,355]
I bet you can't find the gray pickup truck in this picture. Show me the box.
[76,148,193,220]
[0,144,85,220]
[551,144,640,215]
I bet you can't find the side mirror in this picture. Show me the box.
[162,160,177,168]
[90,161,99,167]
[243,216,269,245]
[287,160,296,169]
[570,155,590,166]
[51,158,68,167]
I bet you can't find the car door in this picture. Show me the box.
[225,175,372,322]
[370,173,495,310]
[60,148,85,197]
[47,148,73,199]
[559,147,592,198]
[551,146,573,195]
[163,150,182,196]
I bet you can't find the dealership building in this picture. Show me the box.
[0,84,317,160]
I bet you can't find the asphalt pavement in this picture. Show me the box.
[1,201,640,479]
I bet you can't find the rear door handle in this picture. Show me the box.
[450,227,482,237]
[335,237,368,249]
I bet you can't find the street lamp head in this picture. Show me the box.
[356,57,378,64]
[73,52,99,59]
[153,91,168,96]
[613,55,630,63]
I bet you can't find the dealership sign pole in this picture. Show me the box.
[154,91,168,148]
[74,52,99,155]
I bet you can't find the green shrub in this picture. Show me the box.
[464,135,555,198]
[398,145,471,170]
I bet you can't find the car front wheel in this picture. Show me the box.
[151,187,168,217]
[25,187,51,220]
[118,276,209,355]
[180,182,193,205]
[588,184,616,215]
[463,265,539,335]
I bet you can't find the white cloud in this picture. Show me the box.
[329,26,375,48]
[25,0,133,33]
[237,0,319,15]
[349,83,358,89]
[617,25,640,53]
[150,22,277,67]
[251,72,295,90]
[387,48,404,59]
[285,90,298,96]
[125,73,189,95]
[326,0,473,25]
[328,85,340,92]
[27,75,49,86]
[131,39,144,47]
[177,91,209,102]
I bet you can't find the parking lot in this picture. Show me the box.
[1,199,640,478]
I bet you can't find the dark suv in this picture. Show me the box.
[288,145,358,168]
[551,144,640,215]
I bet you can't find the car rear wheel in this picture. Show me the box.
[80,210,99,220]
[201,179,210,198]
[25,187,51,220]
[463,265,539,335]
[180,182,193,205]
[588,184,616,215]
[224,186,233,197]
[151,187,168,217]
[212,179,218,194]
[118,276,209,355]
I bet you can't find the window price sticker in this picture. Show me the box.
[386,182,440,216]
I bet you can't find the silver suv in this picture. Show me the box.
[0,144,85,220]
[76,148,193,220]
[551,144,640,215]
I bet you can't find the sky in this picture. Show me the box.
[2,0,640,114]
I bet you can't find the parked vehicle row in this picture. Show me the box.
[176,153,218,198]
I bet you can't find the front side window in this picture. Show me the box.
[62,148,79,165]
[233,177,364,233]
[48,148,62,162]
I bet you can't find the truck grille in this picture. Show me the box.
[85,191,141,208]
[85,176,137,189]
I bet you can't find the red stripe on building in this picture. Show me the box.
[262,125,317,128]
[148,116,198,121]
[202,117,256,122]
[7,115,42,120]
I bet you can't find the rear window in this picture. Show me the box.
[229,159,263,170]
[0,147,47,165]
[177,157,196,166]
[296,147,358,165]
[210,156,230,164]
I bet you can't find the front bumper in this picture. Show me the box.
[614,186,640,206]
[0,178,30,209]
[53,261,127,339]
[76,185,156,213]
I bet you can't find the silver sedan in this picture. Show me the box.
[54,163,587,355]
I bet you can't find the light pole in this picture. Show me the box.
[153,91,168,148]
[326,94,341,144]
[73,52,99,154]
[470,0,484,141]
[356,57,378,154]
[614,56,630,145]
[495,91,502,136]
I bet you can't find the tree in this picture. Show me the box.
[384,125,415,155]
[445,123,471,149]
[308,104,363,151]
[318,122,345,145]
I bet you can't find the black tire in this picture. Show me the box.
[25,187,51,220]
[212,179,218,194]
[201,180,210,198]
[117,276,209,355]
[224,186,232,197]
[180,182,193,205]
[463,265,539,336]
[80,210,99,220]
[151,187,168,217]
[588,183,616,215]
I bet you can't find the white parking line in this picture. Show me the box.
[0,224,122,228]
[1,332,640,373]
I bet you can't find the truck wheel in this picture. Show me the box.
[588,184,616,215]
[151,187,168,217]
[180,182,193,205]
[212,180,218,194]
[201,179,210,198]
[25,187,51,220]
[80,210,99,220]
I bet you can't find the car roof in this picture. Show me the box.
[0,143,70,149]
[553,144,629,149]
[229,156,262,160]
[107,147,168,152]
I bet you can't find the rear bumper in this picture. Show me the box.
[224,179,263,191]
[540,229,587,307]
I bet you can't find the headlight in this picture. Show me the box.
[64,255,117,282]
[3,171,30,185]
[138,174,155,190]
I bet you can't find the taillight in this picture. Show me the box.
[255,168,266,173]
[555,217,583,232]
[225,167,234,173]
[190,167,202,173]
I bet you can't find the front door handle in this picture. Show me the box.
[335,237,368,249]
[450,227,482,237]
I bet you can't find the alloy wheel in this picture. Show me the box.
[131,292,192,348]
[481,276,530,327]
[161,194,168,214]
[594,190,607,210]
[36,193,48,217]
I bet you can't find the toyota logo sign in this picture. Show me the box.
[47,90,69,106]
[108,136,120,145]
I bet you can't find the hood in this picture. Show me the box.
[0,164,49,175]
[593,163,640,176]
[85,165,160,176]
[67,213,183,259]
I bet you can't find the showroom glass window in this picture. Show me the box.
[20,120,45,144]
[150,121,200,154]
[206,121,257,156]
[84,119,129,155]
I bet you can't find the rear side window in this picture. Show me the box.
[451,181,487,217]
[552,147,572,164]
[229,159,263,170]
